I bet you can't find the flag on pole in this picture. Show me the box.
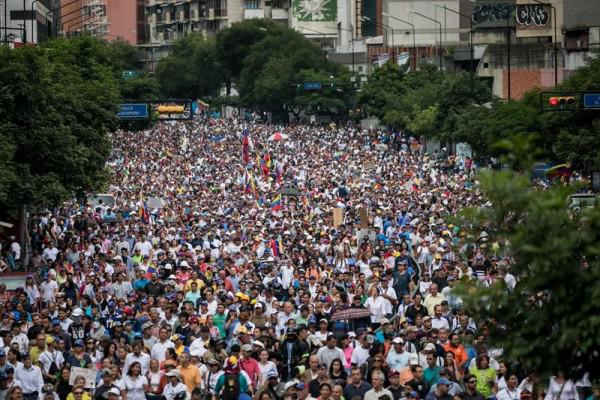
[397,52,411,71]
[242,128,250,164]
[373,53,390,66]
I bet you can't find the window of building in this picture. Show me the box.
[245,0,260,9]
[272,0,286,8]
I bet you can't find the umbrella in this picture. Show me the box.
[279,187,303,197]
[268,132,288,142]
[546,164,572,179]
[331,308,372,321]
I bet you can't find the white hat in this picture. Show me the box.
[71,308,84,317]
[166,370,182,380]
[424,343,436,352]
[180,261,190,267]
[392,337,404,344]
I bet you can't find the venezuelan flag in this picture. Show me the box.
[271,194,282,211]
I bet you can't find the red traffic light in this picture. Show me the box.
[549,96,576,107]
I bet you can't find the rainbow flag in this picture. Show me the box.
[271,194,282,211]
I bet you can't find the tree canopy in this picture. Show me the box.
[456,158,600,381]
[0,36,127,215]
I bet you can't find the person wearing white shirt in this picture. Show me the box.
[123,341,151,376]
[15,355,44,400]
[364,288,386,325]
[39,277,58,304]
[38,340,65,381]
[379,279,397,316]
[431,305,450,330]
[497,374,521,400]
[151,328,175,362]
[41,244,59,262]
[280,264,294,289]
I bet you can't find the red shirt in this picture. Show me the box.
[239,357,261,387]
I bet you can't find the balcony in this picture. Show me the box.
[244,9,264,19]
[271,8,288,20]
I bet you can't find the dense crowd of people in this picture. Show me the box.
[0,117,596,400]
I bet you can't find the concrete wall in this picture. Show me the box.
[514,0,563,43]
[384,0,463,47]
[106,0,138,44]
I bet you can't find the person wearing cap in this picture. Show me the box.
[239,344,260,389]
[15,353,43,400]
[423,377,452,400]
[428,369,463,397]
[213,356,250,400]
[203,359,224,398]
[162,369,190,400]
[387,337,410,372]
[102,387,121,400]
[65,339,93,370]
[387,370,405,400]
[38,335,64,383]
[308,363,331,398]
[94,369,116,400]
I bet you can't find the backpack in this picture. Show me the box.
[221,373,241,400]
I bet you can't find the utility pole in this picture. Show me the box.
[383,13,417,71]
[410,10,443,71]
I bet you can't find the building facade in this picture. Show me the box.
[0,0,52,45]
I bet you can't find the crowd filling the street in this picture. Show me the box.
[0,117,595,400]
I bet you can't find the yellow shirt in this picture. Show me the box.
[67,392,91,400]
[178,365,202,392]
[30,346,45,365]
[184,278,205,293]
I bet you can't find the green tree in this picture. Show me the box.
[0,36,120,215]
[156,34,222,99]
[457,164,600,381]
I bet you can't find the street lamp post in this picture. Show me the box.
[410,10,443,71]
[382,12,417,71]
[531,0,558,87]
[45,0,80,38]
[22,0,26,42]
[31,0,40,43]
[299,25,328,51]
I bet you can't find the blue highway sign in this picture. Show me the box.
[583,93,600,109]
[117,104,149,120]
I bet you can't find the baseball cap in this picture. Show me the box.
[266,370,279,379]
[438,378,452,386]
[241,344,253,352]
[424,343,436,352]
[74,339,85,347]
[51,319,61,326]
[392,337,404,344]
[0,350,5,357]
[380,317,390,325]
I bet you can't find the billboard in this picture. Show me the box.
[292,0,337,22]
[150,100,193,121]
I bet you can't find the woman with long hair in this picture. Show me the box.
[444,351,462,382]
[7,386,23,400]
[146,359,164,400]
[328,358,348,387]
[468,354,497,398]
[55,367,71,400]
[257,350,277,388]
[119,361,149,400]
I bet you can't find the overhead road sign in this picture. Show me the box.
[117,103,149,120]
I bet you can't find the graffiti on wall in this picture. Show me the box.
[516,4,551,28]
[472,3,514,25]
